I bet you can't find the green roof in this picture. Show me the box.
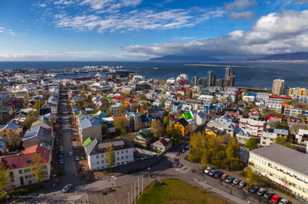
[182,111,194,120]
[83,137,92,147]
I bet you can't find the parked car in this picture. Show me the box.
[232,178,240,186]
[224,176,235,184]
[248,185,259,193]
[62,184,73,193]
[257,188,267,196]
[238,180,246,189]
[278,198,291,204]
[204,166,213,174]
[271,194,281,204]
[263,192,274,201]
[213,170,223,179]
[220,173,229,181]
[208,170,216,177]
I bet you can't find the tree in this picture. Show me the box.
[275,136,292,148]
[106,144,115,167]
[245,138,259,150]
[113,116,128,136]
[32,153,45,183]
[23,111,39,130]
[244,167,257,185]
[0,164,9,199]
[150,120,163,138]
[34,99,43,111]
[166,124,181,145]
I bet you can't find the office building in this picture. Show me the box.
[249,144,308,202]
[224,66,235,87]
[207,71,216,87]
[272,79,285,96]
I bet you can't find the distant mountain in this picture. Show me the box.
[150,52,308,62]
[256,52,308,61]
[150,55,219,62]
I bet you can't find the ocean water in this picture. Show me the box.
[0,61,307,88]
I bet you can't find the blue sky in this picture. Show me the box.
[0,0,308,61]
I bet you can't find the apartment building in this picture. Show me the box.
[249,144,308,202]
[87,139,135,170]
[239,117,265,137]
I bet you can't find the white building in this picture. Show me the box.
[249,144,308,202]
[207,115,235,136]
[296,129,308,145]
[260,129,288,147]
[87,139,135,170]
[239,117,265,137]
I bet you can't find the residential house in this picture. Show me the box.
[151,137,172,153]
[22,122,53,148]
[78,115,102,143]
[0,144,52,188]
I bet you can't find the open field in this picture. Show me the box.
[137,178,233,204]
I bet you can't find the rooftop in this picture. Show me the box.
[251,144,308,176]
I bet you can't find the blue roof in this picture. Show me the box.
[79,115,101,130]
[4,120,21,130]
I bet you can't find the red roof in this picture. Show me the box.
[1,145,50,169]
[270,95,291,100]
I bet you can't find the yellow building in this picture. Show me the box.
[174,118,189,137]
[288,87,307,97]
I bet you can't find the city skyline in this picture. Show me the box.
[1,0,308,61]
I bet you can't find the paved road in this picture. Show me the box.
[58,88,80,186]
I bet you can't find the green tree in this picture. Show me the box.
[244,167,257,185]
[275,136,292,148]
[106,144,115,167]
[32,153,45,183]
[23,111,38,130]
[245,138,259,150]
[0,164,9,199]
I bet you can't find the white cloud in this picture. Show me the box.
[0,50,125,61]
[0,26,15,36]
[55,8,224,32]
[125,10,308,58]
[229,11,254,19]
[225,0,257,10]
[80,0,142,11]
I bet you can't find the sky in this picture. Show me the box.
[0,0,308,61]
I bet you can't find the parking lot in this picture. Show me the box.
[203,166,294,204]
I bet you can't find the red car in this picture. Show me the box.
[271,194,281,204]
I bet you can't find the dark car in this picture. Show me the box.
[263,192,274,201]
[248,185,259,193]
[62,184,73,193]
[213,170,223,179]
[257,187,267,196]
[238,180,246,189]
[232,178,240,186]
[208,170,216,177]
[224,176,235,184]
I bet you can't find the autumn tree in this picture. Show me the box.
[245,138,259,150]
[244,167,257,185]
[113,116,128,136]
[0,164,8,199]
[150,120,163,138]
[32,153,46,183]
[106,144,115,167]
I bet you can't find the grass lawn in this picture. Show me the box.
[137,178,232,204]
